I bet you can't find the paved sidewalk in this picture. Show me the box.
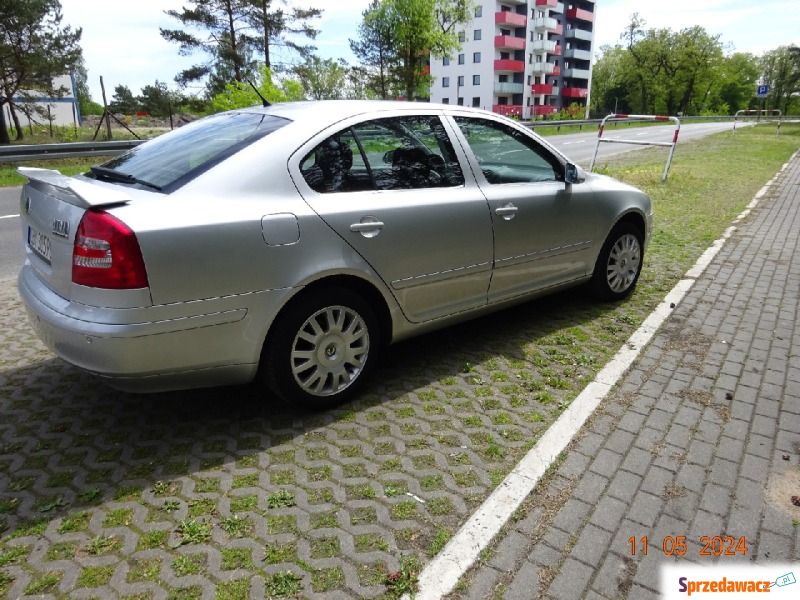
[451,153,800,599]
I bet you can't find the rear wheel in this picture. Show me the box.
[590,222,644,301]
[264,287,379,409]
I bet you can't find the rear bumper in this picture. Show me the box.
[18,267,289,392]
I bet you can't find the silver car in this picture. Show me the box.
[18,101,652,407]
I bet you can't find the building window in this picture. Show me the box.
[458,31,465,42]
[457,75,464,87]
[458,54,465,64]
[442,98,450,104]
[499,74,508,82]
[443,57,449,66]
[475,5,482,17]
[472,97,480,107]
[473,52,481,63]
[474,29,481,41]
[472,74,480,85]
[442,77,450,88]
[458,97,464,106]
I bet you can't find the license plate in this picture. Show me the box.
[28,226,52,264]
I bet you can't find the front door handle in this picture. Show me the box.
[495,203,518,221]
[350,217,384,238]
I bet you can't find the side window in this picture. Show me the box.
[453,117,562,184]
[300,116,465,193]
[351,116,465,191]
[300,129,364,193]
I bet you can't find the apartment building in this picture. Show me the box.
[429,0,596,120]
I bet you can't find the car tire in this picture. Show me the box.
[590,222,644,301]
[264,287,380,409]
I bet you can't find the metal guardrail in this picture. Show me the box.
[0,140,144,163]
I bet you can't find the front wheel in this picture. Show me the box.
[264,288,380,409]
[590,223,644,301]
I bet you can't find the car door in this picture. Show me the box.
[293,113,494,324]
[450,115,598,303]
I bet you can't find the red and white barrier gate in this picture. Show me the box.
[733,109,782,137]
[589,114,681,182]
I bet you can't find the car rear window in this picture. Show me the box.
[95,112,290,192]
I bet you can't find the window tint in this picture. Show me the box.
[97,112,289,191]
[300,116,465,193]
[454,117,562,184]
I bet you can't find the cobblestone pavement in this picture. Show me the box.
[451,153,800,599]
[0,252,661,596]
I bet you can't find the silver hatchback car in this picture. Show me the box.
[18,101,652,407]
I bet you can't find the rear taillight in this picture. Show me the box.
[72,210,149,289]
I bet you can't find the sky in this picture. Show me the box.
[59,0,799,101]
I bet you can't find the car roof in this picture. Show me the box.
[239,100,492,126]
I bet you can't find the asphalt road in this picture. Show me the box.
[0,121,745,284]
[0,186,22,282]
[544,120,741,164]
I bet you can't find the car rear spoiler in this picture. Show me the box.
[17,167,132,209]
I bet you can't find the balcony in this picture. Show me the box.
[553,65,561,76]
[531,83,554,95]
[494,82,525,94]
[530,61,556,75]
[532,105,558,116]
[530,39,556,53]
[562,67,591,80]
[562,87,588,98]
[495,11,527,27]
[493,104,524,117]
[567,7,594,22]
[535,0,563,12]
[563,48,592,61]
[533,17,558,31]
[565,28,593,42]
[494,35,526,50]
[494,59,525,72]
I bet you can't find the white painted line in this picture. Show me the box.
[408,149,799,600]
[0,214,20,220]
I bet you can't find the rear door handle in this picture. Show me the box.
[350,217,384,238]
[495,203,518,220]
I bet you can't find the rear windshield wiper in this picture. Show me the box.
[90,165,162,192]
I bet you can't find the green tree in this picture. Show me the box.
[713,53,760,113]
[108,84,138,114]
[292,56,348,99]
[589,45,632,116]
[760,46,800,114]
[137,80,177,117]
[209,65,303,111]
[243,0,322,70]
[160,0,256,90]
[349,0,398,99]
[0,0,82,143]
[374,0,474,101]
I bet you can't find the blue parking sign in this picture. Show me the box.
[757,84,769,98]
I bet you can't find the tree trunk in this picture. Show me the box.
[0,101,10,145]
[9,103,24,141]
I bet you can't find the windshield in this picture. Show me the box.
[94,112,290,192]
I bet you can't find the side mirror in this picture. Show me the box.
[383,149,395,164]
[565,163,585,185]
